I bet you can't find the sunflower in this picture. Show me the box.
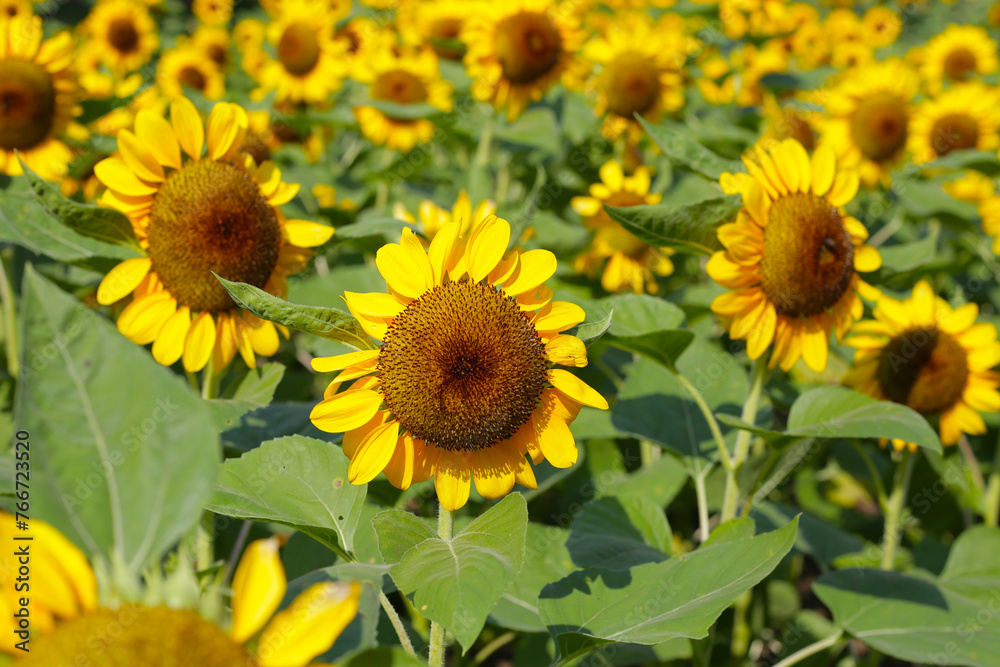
[335,16,394,68]
[817,59,918,188]
[707,139,882,373]
[918,25,998,94]
[253,0,347,106]
[571,160,674,294]
[908,83,1000,165]
[977,195,1000,254]
[0,0,30,21]
[309,215,609,510]
[2,514,361,666]
[582,13,695,141]
[393,189,496,241]
[0,15,81,182]
[844,282,1000,451]
[760,94,817,152]
[186,25,232,71]
[81,0,159,75]
[93,97,334,373]
[861,6,901,48]
[353,46,454,152]
[462,0,585,121]
[192,0,232,27]
[397,0,483,61]
[945,170,994,204]
[157,45,226,101]
[234,17,266,77]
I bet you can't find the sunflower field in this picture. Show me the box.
[5,0,1000,665]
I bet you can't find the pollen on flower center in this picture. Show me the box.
[878,327,969,414]
[760,192,854,317]
[494,11,562,84]
[147,160,281,314]
[0,60,56,151]
[944,48,976,81]
[930,113,979,156]
[603,53,660,118]
[107,17,139,53]
[850,92,908,162]
[377,280,549,452]
[278,23,320,76]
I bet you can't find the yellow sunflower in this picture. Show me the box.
[253,0,347,106]
[707,139,882,372]
[353,46,454,152]
[193,0,233,27]
[0,15,81,181]
[977,195,1000,253]
[908,83,1000,165]
[817,59,918,188]
[234,17,267,77]
[844,282,1000,451]
[571,160,674,294]
[2,514,361,666]
[186,25,232,71]
[335,16,394,69]
[760,94,816,152]
[93,97,334,373]
[309,215,609,510]
[944,170,994,204]
[0,0,30,21]
[918,24,999,93]
[861,6,901,48]
[393,189,496,242]
[156,45,226,101]
[81,0,159,75]
[462,0,585,120]
[397,0,484,61]
[582,13,695,141]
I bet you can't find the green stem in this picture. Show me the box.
[881,450,915,571]
[428,506,454,666]
[0,255,18,378]
[201,360,220,400]
[379,591,417,657]
[196,512,214,573]
[693,471,710,542]
[677,373,733,470]
[985,429,1000,526]
[730,590,752,658]
[473,630,516,665]
[957,435,986,492]
[474,112,495,167]
[721,359,767,522]
[770,629,845,667]
[852,440,888,509]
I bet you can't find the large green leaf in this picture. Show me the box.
[597,294,694,372]
[216,276,375,351]
[539,517,798,664]
[637,116,744,180]
[385,494,529,653]
[15,267,220,570]
[919,149,1000,175]
[208,435,366,559]
[208,363,286,431]
[893,176,978,221]
[879,231,939,273]
[365,99,442,120]
[604,195,740,256]
[495,108,561,153]
[566,496,671,570]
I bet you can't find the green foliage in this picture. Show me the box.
[605,195,741,256]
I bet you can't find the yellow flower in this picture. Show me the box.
[861,6,901,48]
[945,170,995,204]
[0,15,81,181]
[816,59,918,188]
[81,0,159,75]
[707,139,881,373]
[234,17,267,77]
[760,93,816,152]
[977,195,1000,254]
[0,0,31,22]
[908,83,1000,165]
[917,24,999,94]
[93,97,334,373]
[571,160,674,294]
[310,215,609,510]
[156,45,226,101]
[335,16,396,68]
[192,0,232,27]
[462,0,586,121]
[393,189,496,241]
[353,46,454,152]
[844,281,1000,451]
[397,0,485,61]
[185,25,232,71]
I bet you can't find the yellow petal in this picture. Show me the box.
[312,349,380,372]
[472,446,516,499]
[170,97,204,160]
[284,219,335,248]
[434,452,472,510]
[545,334,588,367]
[117,292,175,345]
[375,231,434,299]
[94,157,157,196]
[853,244,882,272]
[800,320,829,372]
[599,160,624,190]
[257,582,361,667]
[533,301,585,334]
[549,369,608,409]
[467,216,510,283]
[97,257,151,305]
[183,311,217,372]
[348,420,400,484]
[117,129,164,182]
[230,537,287,644]
[135,109,182,170]
[532,396,578,468]
[504,249,557,296]
[827,169,860,207]
[310,389,384,433]
[206,102,248,161]
[383,434,416,490]
[152,306,191,366]
[811,144,836,196]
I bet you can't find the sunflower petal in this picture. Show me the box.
[311,389,384,433]
[257,582,361,667]
[170,97,204,159]
[97,257,152,305]
[284,219,335,248]
[183,312,217,372]
[549,369,608,409]
[348,419,400,484]
[230,537,287,644]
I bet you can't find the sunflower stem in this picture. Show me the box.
[428,505,454,666]
[880,450,915,571]
[379,590,418,657]
[957,435,986,491]
[474,111,495,167]
[720,358,767,522]
[196,511,214,573]
[769,629,845,667]
[201,361,220,400]
[676,373,733,470]
[986,429,1000,526]
[851,440,888,509]
[0,255,18,378]
[694,471,710,542]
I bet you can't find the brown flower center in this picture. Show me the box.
[494,11,562,85]
[20,606,252,667]
[850,92,908,162]
[147,160,281,313]
[930,113,979,156]
[178,65,208,92]
[603,53,661,118]
[239,133,271,165]
[378,280,549,452]
[207,43,228,68]
[372,70,429,105]
[760,192,854,317]
[430,17,464,60]
[943,47,977,81]
[278,23,320,76]
[0,60,56,151]
[878,327,969,414]
[107,17,140,54]
[773,110,815,151]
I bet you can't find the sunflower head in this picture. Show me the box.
[919,25,999,93]
[908,83,1000,164]
[83,0,159,74]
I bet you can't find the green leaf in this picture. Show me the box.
[919,149,1000,175]
[604,195,740,256]
[364,99,443,120]
[637,116,744,180]
[893,176,978,221]
[495,108,561,153]
[215,275,375,351]
[879,231,939,273]
[539,517,799,664]
[372,509,436,564]
[337,215,416,240]
[208,363,286,431]
[702,517,755,547]
[607,330,695,373]
[570,307,614,347]
[207,435,366,559]
[599,294,693,372]
[20,159,141,250]
[752,502,864,570]
[389,494,529,653]
[566,496,671,570]
[16,267,220,571]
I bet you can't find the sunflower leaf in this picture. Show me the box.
[215,275,376,351]
[570,307,613,346]
[604,195,741,256]
[637,116,744,180]
[364,100,444,120]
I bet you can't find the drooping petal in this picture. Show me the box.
[348,419,400,484]
[283,219,335,248]
[183,312,217,372]
[548,369,608,409]
[230,537,287,644]
[96,257,151,305]
[257,582,361,667]
[310,389,384,433]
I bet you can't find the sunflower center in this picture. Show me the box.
[773,111,815,151]
[760,192,854,317]
[372,70,429,105]
[944,48,976,81]
[107,17,140,53]
[930,113,979,156]
[20,606,253,667]
[207,44,228,68]
[878,327,969,414]
[278,23,320,76]
[147,160,281,313]
[494,11,562,85]
[603,53,661,118]
[0,60,56,151]
[430,18,464,60]
[178,65,208,92]
[850,92,908,162]
[378,280,549,452]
